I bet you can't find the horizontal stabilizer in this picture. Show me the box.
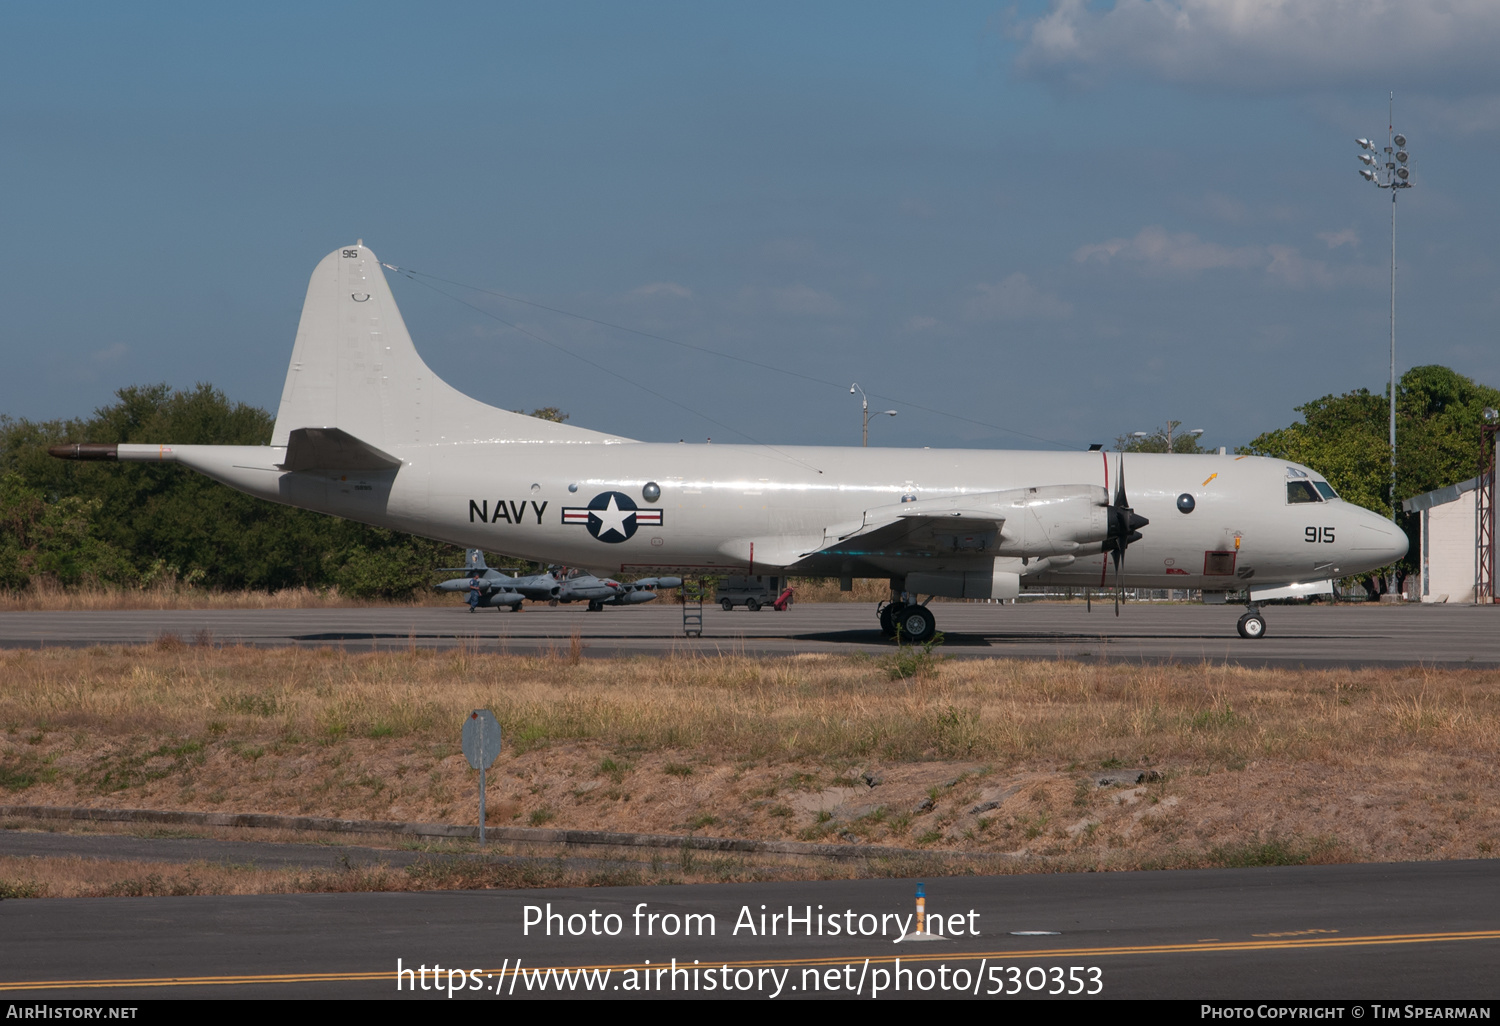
[277,427,402,472]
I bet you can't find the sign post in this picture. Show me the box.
[461,709,502,847]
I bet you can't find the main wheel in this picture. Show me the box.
[878,602,903,638]
[587,599,603,612]
[896,605,937,644]
[721,598,735,611]
[746,598,761,611]
[1236,612,1267,639]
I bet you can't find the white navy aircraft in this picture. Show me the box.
[51,244,1407,641]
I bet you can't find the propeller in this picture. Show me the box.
[1101,455,1150,616]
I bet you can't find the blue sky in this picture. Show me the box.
[4,1,1498,451]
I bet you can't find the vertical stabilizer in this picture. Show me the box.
[272,244,628,449]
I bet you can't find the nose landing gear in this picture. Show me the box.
[1236,605,1267,639]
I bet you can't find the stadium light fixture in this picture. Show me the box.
[1353,93,1413,525]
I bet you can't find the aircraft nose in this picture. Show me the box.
[1345,507,1408,570]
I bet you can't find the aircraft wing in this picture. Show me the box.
[804,484,1111,561]
[509,573,562,600]
[811,494,1009,559]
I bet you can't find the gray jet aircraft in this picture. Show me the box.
[51,243,1408,641]
[549,568,683,611]
[434,549,561,610]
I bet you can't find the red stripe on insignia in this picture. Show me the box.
[635,510,662,525]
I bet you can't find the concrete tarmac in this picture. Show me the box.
[2,601,1498,667]
[1,860,1496,999]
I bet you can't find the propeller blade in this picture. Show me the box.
[1102,454,1148,614]
[1114,549,1122,616]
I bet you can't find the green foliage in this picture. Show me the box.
[515,407,569,423]
[1206,835,1338,868]
[0,384,461,596]
[884,631,946,680]
[0,473,137,589]
[1242,366,1500,585]
[1243,365,1500,518]
[1113,420,1210,454]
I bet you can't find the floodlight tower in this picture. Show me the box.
[1355,94,1413,522]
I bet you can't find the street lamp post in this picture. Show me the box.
[850,383,897,446]
[1356,95,1413,522]
[1128,422,1204,452]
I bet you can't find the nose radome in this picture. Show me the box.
[1349,509,1409,568]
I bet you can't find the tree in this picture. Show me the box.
[1241,365,1500,590]
[516,407,569,423]
[0,384,462,596]
[1114,420,1210,454]
[1243,366,1500,517]
[0,473,136,590]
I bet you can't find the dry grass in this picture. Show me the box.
[0,844,985,898]
[0,578,456,612]
[785,578,890,602]
[0,644,1496,895]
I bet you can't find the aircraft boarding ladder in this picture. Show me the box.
[681,578,707,637]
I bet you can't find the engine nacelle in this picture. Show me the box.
[994,485,1109,558]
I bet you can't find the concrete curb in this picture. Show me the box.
[0,805,977,862]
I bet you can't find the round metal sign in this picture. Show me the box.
[461,709,502,769]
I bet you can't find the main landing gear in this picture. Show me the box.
[878,600,938,644]
[1236,604,1267,639]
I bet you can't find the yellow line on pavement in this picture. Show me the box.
[2,929,1497,992]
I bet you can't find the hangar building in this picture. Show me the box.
[1402,478,1479,603]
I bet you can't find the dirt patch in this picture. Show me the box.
[0,645,1496,884]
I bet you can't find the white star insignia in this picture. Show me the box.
[591,495,634,539]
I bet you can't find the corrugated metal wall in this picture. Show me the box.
[1422,490,1476,603]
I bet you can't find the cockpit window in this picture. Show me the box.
[1313,481,1338,500]
[1287,481,1321,504]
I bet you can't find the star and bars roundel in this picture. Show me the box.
[561,491,663,543]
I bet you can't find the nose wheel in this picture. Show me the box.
[1236,607,1267,639]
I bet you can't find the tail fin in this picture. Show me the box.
[271,244,628,449]
[465,549,488,571]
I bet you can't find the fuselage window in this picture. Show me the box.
[1286,481,1321,504]
[1313,481,1338,500]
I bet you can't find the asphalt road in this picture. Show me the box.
[3,601,1499,667]
[1,860,1496,1000]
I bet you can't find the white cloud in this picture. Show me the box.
[1074,225,1378,288]
[1264,245,1336,288]
[91,343,128,364]
[968,273,1073,320]
[631,281,692,299]
[1185,192,1251,224]
[1074,226,1261,273]
[1015,0,1500,91]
